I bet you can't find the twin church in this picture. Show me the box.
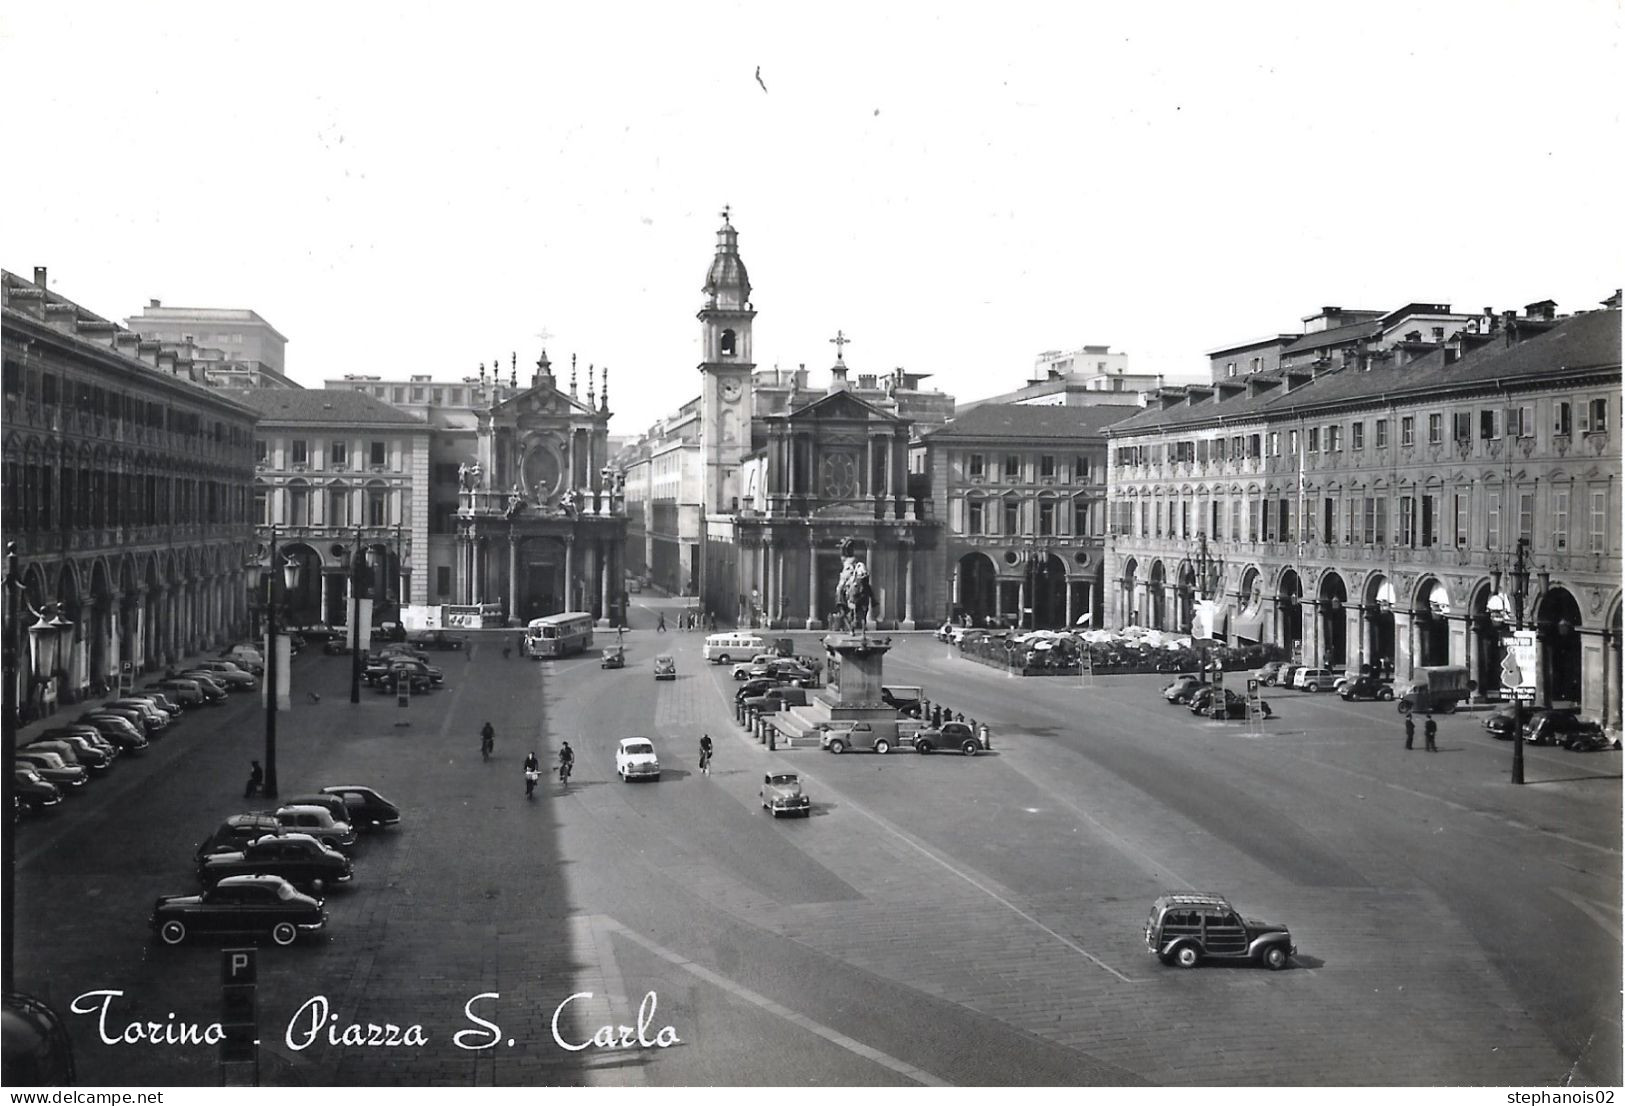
[620,211,951,630]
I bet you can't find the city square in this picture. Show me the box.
[3,2,1622,1093]
[8,603,1621,1086]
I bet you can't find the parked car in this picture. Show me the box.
[198,833,352,892]
[734,677,777,703]
[13,751,88,790]
[615,738,661,781]
[186,661,257,690]
[408,629,468,650]
[1145,892,1294,970]
[1257,661,1288,685]
[178,671,232,700]
[820,720,902,755]
[220,645,265,674]
[1293,667,1342,693]
[320,785,401,830]
[377,643,431,663]
[600,646,626,669]
[196,813,285,861]
[911,719,988,756]
[145,678,205,705]
[75,712,149,752]
[759,772,811,818]
[13,766,63,812]
[1340,675,1395,702]
[89,703,156,735]
[1163,674,1207,703]
[116,693,181,723]
[151,874,326,947]
[653,655,677,681]
[41,725,119,759]
[768,660,819,687]
[273,805,357,851]
[1275,664,1304,689]
[743,687,808,715]
[278,794,354,826]
[292,623,343,642]
[370,658,442,692]
[24,738,111,772]
[322,639,357,655]
[732,654,782,680]
[102,698,171,730]
[1188,687,1249,719]
[1521,710,1602,748]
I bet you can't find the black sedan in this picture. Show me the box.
[321,785,401,829]
[198,833,352,892]
[152,874,326,947]
[408,630,468,650]
[1188,687,1249,719]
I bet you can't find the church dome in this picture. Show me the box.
[703,212,751,308]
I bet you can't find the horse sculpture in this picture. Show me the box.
[834,539,873,633]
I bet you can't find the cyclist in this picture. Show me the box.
[480,721,495,762]
[558,741,575,784]
[523,751,541,797]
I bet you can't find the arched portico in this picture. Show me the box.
[1364,574,1396,676]
[956,551,997,625]
[1318,571,1349,667]
[1536,586,1583,705]
[1413,576,1452,668]
[1277,568,1304,655]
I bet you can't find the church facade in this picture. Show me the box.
[450,353,627,627]
[691,214,940,629]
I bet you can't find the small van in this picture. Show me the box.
[703,632,766,665]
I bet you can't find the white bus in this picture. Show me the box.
[525,612,595,659]
[702,632,766,664]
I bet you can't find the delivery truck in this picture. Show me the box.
[1396,665,1472,715]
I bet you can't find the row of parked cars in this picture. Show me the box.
[149,786,402,947]
[359,643,446,692]
[13,654,265,816]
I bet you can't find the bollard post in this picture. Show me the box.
[767,728,776,751]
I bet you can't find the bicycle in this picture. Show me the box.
[558,759,573,786]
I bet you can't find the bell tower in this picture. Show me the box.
[698,206,756,513]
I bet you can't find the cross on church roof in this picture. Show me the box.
[829,329,852,362]
[720,204,731,224]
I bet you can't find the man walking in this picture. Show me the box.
[1404,714,1416,750]
[657,612,667,633]
[1424,715,1438,752]
[244,760,264,799]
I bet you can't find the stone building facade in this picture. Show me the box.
[231,388,431,625]
[1104,296,1622,723]
[2,268,259,717]
[918,403,1138,629]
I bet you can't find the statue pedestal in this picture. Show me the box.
[825,633,895,727]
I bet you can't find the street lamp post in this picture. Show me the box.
[350,524,365,704]
[260,524,302,801]
[1493,537,1534,786]
[3,542,25,993]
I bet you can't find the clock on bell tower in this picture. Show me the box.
[698,206,756,514]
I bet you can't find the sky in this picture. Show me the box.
[3,1,1620,436]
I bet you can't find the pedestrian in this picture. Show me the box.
[1424,715,1438,752]
[955,711,965,724]
[699,733,713,776]
[480,720,495,762]
[979,721,991,748]
[244,760,263,799]
[931,705,943,729]
[1404,714,1415,750]
[516,632,526,656]
[657,612,667,633]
